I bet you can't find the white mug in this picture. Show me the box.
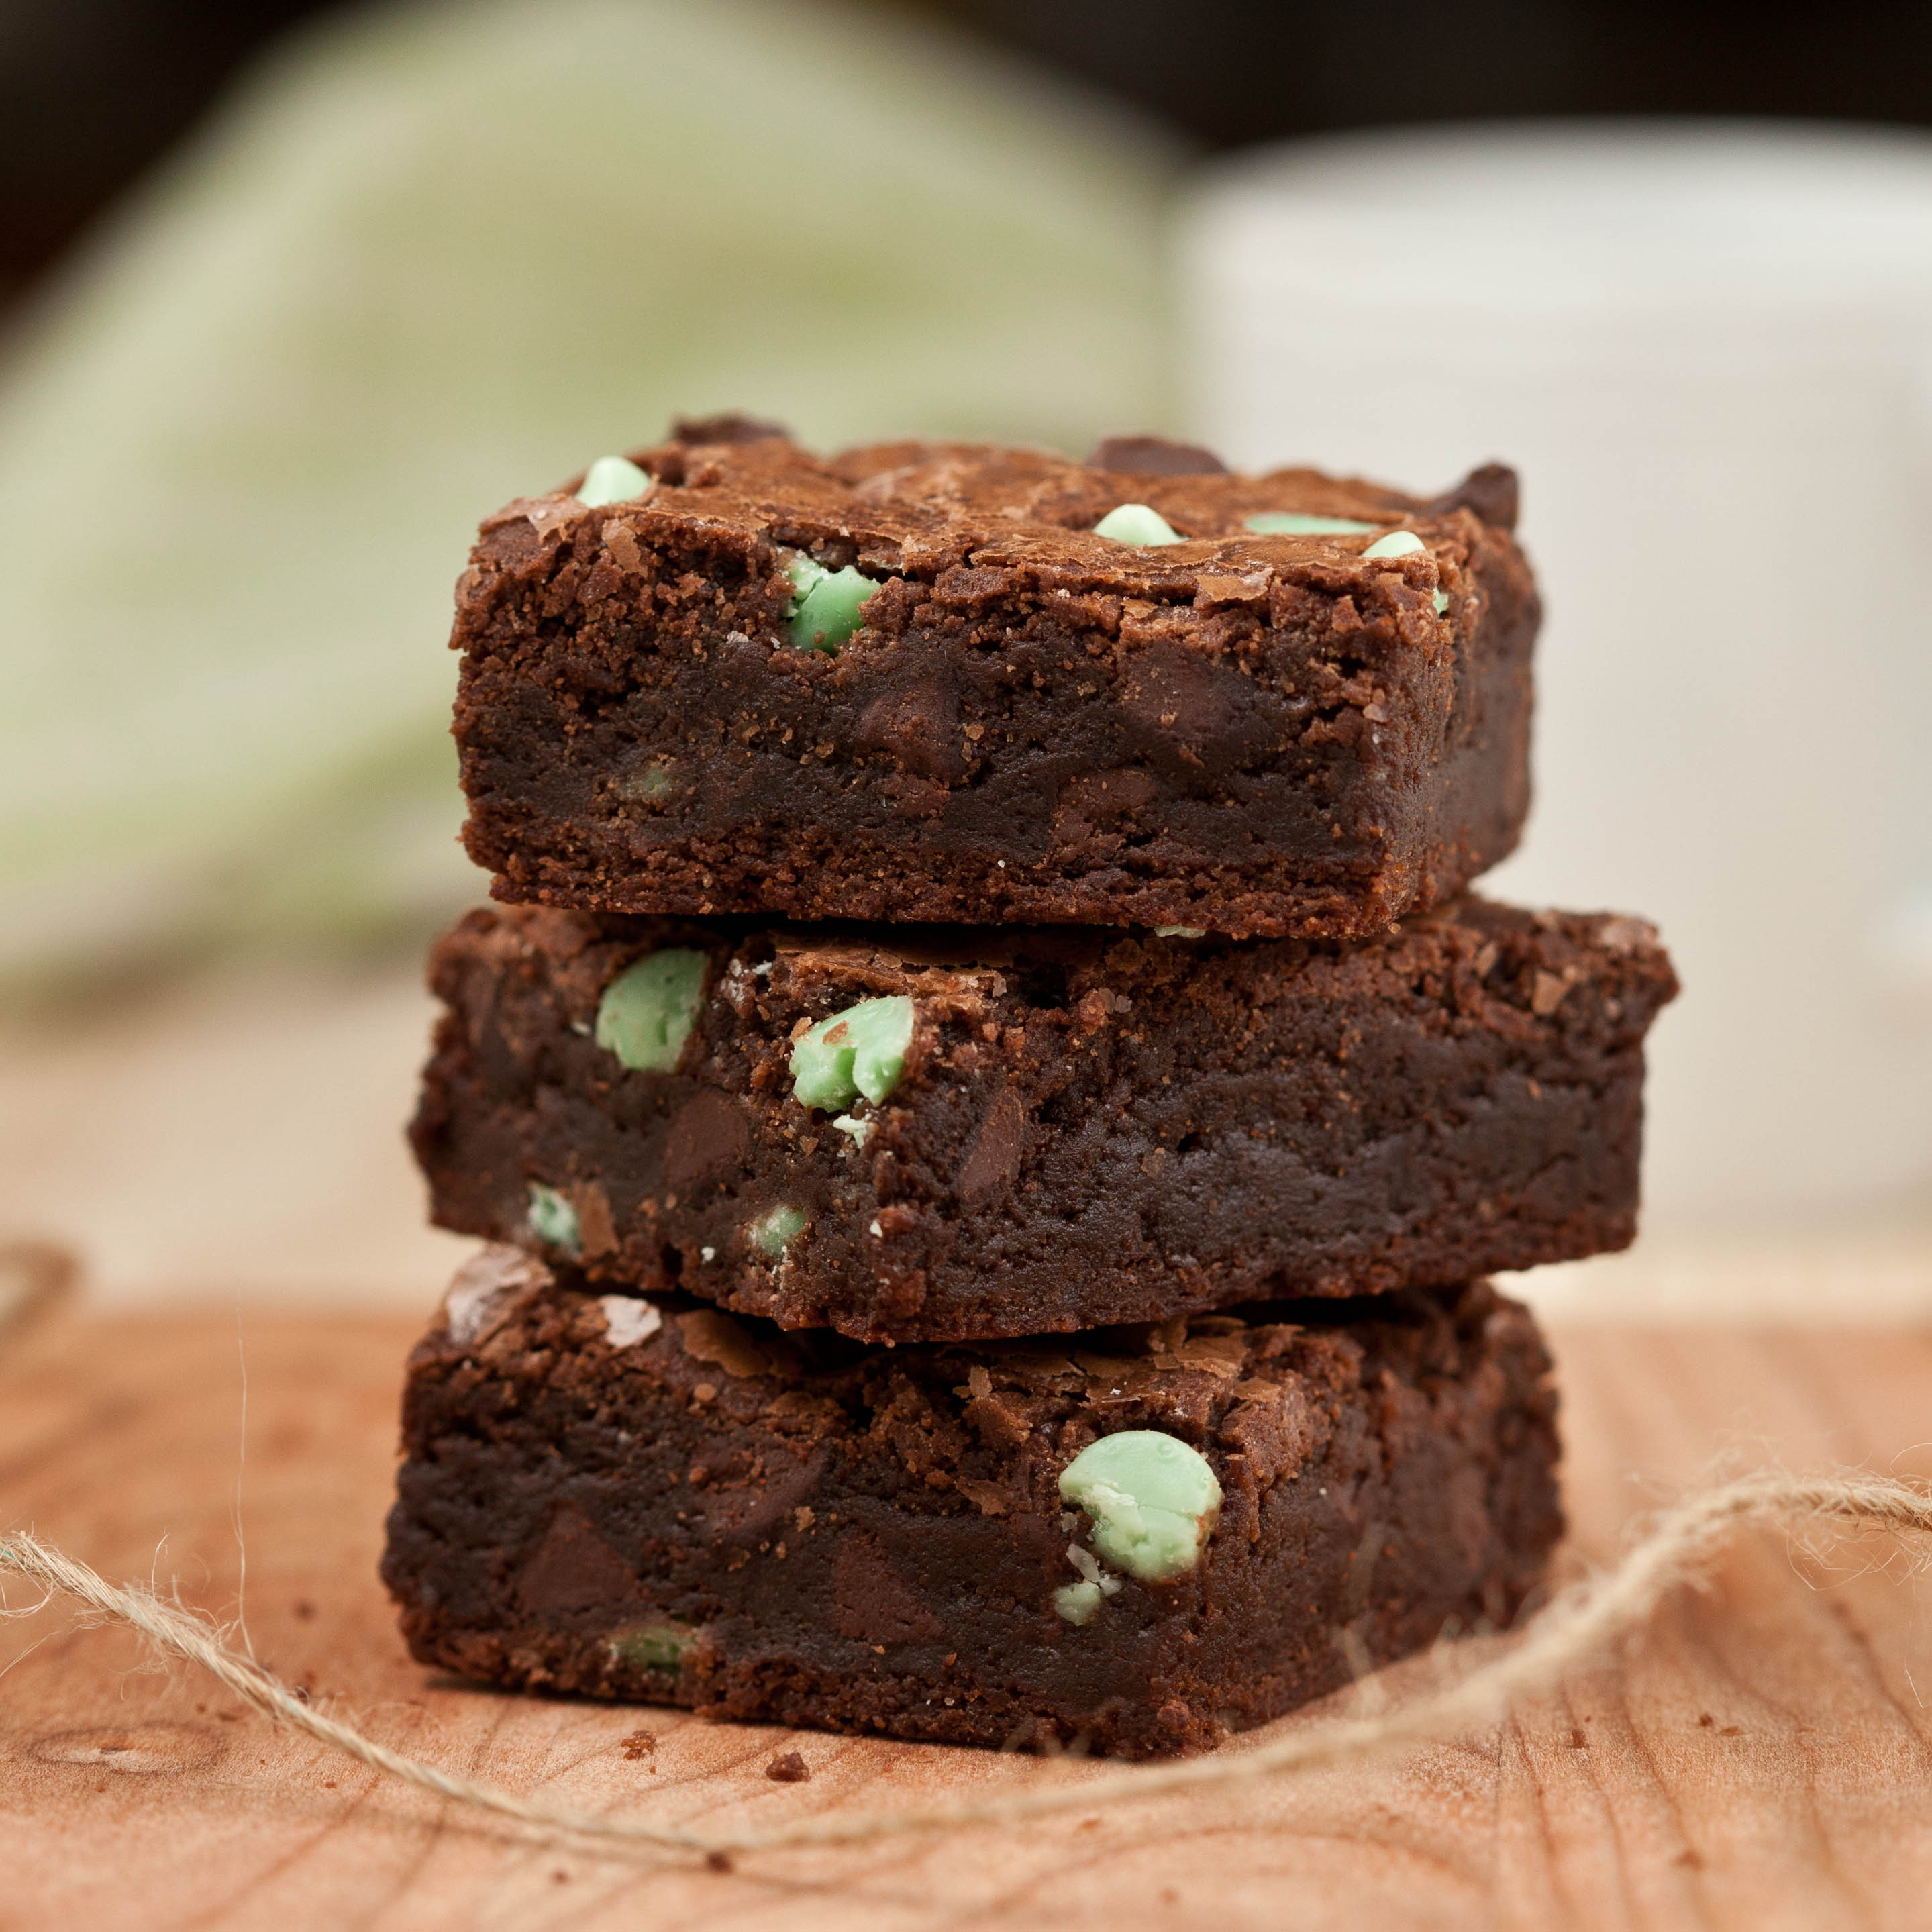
[1183,123,1932,1227]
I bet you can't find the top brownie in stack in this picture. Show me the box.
[451,420,1536,938]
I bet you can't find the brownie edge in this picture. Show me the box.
[380,1252,1564,1759]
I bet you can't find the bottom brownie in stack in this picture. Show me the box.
[381,1247,1562,1758]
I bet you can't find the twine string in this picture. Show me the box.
[3,1470,1929,1860]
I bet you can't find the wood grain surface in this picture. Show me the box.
[4,1308,1932,1930]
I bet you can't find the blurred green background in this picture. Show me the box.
[0,0,1183,1000]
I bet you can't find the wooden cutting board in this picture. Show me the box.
[3,1307,1931,1931]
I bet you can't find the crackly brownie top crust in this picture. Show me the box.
[470,429,1525,617]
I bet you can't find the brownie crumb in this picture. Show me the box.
[619,1729,656,1761]
[764,1750,811,1783]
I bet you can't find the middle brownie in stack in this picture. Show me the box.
[410,899,1676,1342]
[383,422,1676,1756]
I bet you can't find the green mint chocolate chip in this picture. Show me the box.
[785,555,877,654]
[608,1621,696,1678]
[1243,511,1378,536]
[1058,1430,1222,1582]
[1057,1541,1122,1622]
[577,454,651,507]
[527,1182,581,1256]
[789,995,914,1111]
[1361,529,1426,561]
[750,1203,807,1256]
[617,760,678,804]
[595,948,707,1072]
[786,555,825,603]
[1053,1580,1105,1625]
[1092,502,1184,546]
[1359,527,1445,611]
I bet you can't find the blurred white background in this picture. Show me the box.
[0,1,1927,1319]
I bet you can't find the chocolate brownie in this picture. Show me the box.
[409,897,1676,1343]
[380,1250,1562,1758]
[450,424,1537,938]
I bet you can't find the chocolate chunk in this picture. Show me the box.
[1115,641,1268,774]
[663,1092,750,1190]
[832,1532,946,1644]
[1088,435,1230,477]
[854,679,964,785]
[518,1504,644,1619]
[958,1086,1027,1204]
[1427,461,1520,531]
[670,411,792,446]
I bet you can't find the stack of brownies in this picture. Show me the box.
[382,419,1677,1758]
